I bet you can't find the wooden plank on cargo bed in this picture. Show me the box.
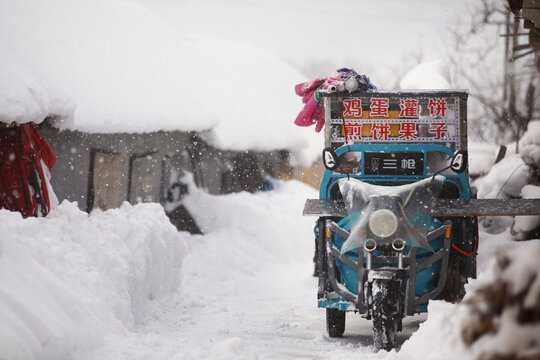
[303,199,347,217]
[432,199,540,217]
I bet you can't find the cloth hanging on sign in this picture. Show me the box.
[294,69,376,132]
[294,74,338,132]
[0,123,56,217]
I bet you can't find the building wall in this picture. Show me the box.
[189,134,289,195]
[40,124,292,213]
[40,123,194,212]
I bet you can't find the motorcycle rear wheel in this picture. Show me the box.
[326,308,346,337]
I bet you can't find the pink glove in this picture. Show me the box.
[294,96,318,127]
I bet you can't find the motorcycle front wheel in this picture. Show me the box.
[371,278,400,351]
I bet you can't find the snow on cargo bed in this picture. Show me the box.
[0,201,188,360]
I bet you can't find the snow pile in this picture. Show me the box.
[399,60,451,90]
[513,185,540,238]
[468,142,499,177]
[76,179,320,360]
[393,248,540,360]
[521,144,540,169]
[519,120,540,147]
[0,53,72,126]
[0,0,321,164]
[476,122,540,237]
[477,155,529,199]
[477,121,540,200]
[476,227,540,275]
[0,201,188,360]
[180,177,316,295]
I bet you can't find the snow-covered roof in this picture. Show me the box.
[399,60,451,90]
[0,0,321,162]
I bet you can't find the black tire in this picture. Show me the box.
[371,278,400,351]
[326,308,346,337]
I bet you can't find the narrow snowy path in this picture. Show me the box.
[79,260,424,360]
[75,181,425,359]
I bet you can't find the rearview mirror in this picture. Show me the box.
[322,147,339,171]
[451,150,467,173]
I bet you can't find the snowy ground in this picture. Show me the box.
[74,261,428,360]
[1,179,539,360]
[72,180,391,360]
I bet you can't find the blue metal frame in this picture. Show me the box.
[319,144,471,200]
[317,143,473,313]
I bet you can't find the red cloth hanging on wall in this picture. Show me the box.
[0,123,56,217]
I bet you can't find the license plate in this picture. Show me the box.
[364,152,424,176]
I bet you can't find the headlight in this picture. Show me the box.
[368,209,398,238]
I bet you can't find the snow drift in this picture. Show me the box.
[393,248,540,360]
[180,178,316,295]
[59,179,320,360]
[2,177,539,359]
[0,179,318,360]
[0,201,188,360]
[476,121,540,238]
[468,142,500,178]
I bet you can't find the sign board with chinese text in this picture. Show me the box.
[321,90,468,152]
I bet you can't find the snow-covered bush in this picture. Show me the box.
[477,155,529,200]
[468,142,499,179]
[0,201,188,360]
[460,250,540,359]
[395,248,540,360]
[512,185,540,240]
[477,122,540,239]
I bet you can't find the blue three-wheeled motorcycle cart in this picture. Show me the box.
[303,89,478,350]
